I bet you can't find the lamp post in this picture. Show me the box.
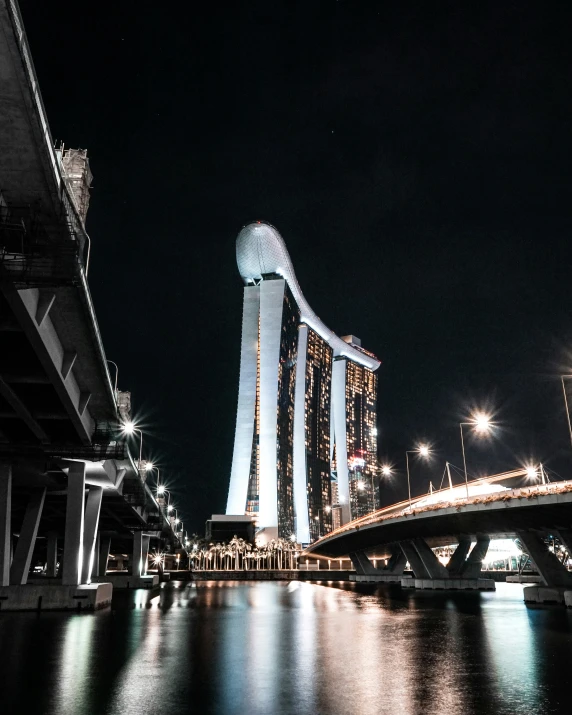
[107,360,119,400]
[405,445,431,509]
[459,412,493,499]
[121,421,144,469]
[561,376,572,450]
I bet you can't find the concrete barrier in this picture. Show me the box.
[351,573,411,584]
[402,578,495,591]
[0,583,112,611]
[101,574,159,589]
[523,585,566,605]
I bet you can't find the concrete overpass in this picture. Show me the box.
[304,471,572,604]
[0,0,183,609]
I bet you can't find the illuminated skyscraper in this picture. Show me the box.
[226,222,380,543]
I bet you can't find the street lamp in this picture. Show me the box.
[121,421,144,468]
[460,412,493,499]
[561,376,572,450]
[381,465,392,477]
[405,445,432,509]
[107,360,119,400]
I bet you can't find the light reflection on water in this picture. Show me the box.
[0,581,571,715]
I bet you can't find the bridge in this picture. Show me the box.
[0,0,183,610]
[303,470,572,605]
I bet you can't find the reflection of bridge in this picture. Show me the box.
[0,0,182,610]
[304,470,572,604]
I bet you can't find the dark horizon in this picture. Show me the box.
[18,0,572,532]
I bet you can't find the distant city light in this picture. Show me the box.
[357,481,365,491]
[289,534,297,542]
[325,505,331,513]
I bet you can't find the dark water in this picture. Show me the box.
[1,581,571,715]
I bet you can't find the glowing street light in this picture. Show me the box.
[405,445,432,509]
[157,485,165,495]
[460,412,494,499]
[121,421,145,468]
[381,465,392,477]
[525,465,538,480]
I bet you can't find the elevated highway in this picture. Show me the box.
[304,471,572,601]
[0,0,182,608]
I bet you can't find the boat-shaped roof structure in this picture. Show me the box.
[236,221,380,371]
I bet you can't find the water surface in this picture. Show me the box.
[0,581,571,715]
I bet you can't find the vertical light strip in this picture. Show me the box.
[332,358,351,524]
[227,286,260,515]
[258,279,286,529]
[293,325,310,543]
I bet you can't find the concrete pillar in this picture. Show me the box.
[516,529,572,588]
[46,531,58,577]
[132,531,143,577]
[98,534,111,577]
[412,537,449,579]
[385,546,407,575]
[142,535,150,575]
[349,551,378,575]
[62,461,86,586]
[0,463,12,587]
[446,536,472,575]
[81,486,103,584]
[399,540,430,579]
[10,487,46,585]
[461,534,490,578]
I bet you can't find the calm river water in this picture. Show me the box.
[0,581,571,715]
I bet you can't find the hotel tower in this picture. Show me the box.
[226,222,381,543]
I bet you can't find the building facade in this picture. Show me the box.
[226,222,381,543]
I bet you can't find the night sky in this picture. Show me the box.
[19,1,572,531]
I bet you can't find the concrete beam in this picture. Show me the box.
[35,292,56,327]
[399,540,430,579]
[446,536,472,575]
[0,463,12,586]
[61,461,86,585]
[349,551,379,575]
[412,537,449,579]
[81,486,102,584]
[10,487,46,585]
[384,545,407,575]
[517,529,572,588]
[461,534,490,578]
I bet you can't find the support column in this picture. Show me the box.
[0,463,12,587]
[142,534,150,576]
[517,529,572,588]
[62,461,86,586]
[98,534,111,578]
[81,486,103,584]
[10,488,46,585]
[399,540,430,579]
[384,546,407,575]
[46,531,58,577]
[349,550,378,575]
[131,531,143,577]
[412,537,449,579]
[446,536,472,575]
[461,534,490,578]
